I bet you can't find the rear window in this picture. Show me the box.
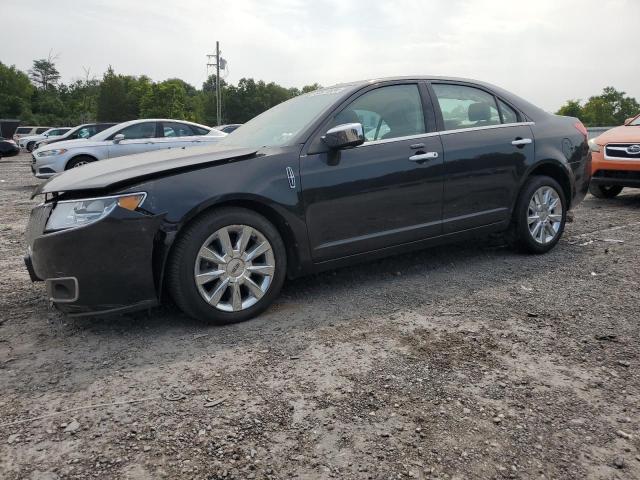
[192,126,210,135]
[16,127,32,134]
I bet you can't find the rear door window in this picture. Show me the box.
[432,84,501,131]
[498,99,519,124]
[162,122,195,138]
[76,126,97,139]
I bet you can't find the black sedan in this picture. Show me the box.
[25,76,591,324]
[0,137,20,158]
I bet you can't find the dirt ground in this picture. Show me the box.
[0,151,638,480]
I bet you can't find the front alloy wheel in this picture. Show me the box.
[194,225,275,312]
[168,207,286,325]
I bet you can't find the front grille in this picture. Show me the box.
[31,154,36,164]
[605,143,640,160]
[25,203,53,247]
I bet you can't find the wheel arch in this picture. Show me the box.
[156,197,301,300]
[65,153,99,170]
[522,160,573,209]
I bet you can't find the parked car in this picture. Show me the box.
[34,123,116,150]
[31,119,225,178]
[214,124,243,134]
[588,113,640,198]
[25,76,590,324]
[13,126,51,142]
[0,137,20,158]
[19,128,72,152]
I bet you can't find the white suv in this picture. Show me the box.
[19,128,71,152]
[32,119,226,178]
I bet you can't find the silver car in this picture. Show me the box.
[31,119,226,179]
[19,128,72,152]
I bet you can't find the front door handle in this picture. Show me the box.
[409,152,439,162]
[511,138,532,146]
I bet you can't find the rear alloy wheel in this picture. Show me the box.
[589,184,623,199]
[66,156,95,170]
[168,208,286,325]
[513,176,566,254]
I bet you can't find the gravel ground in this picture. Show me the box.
[0,151,638,480]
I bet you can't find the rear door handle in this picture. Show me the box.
[409,152,439,162]
[512,138,532,146]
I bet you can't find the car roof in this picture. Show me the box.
[327,75,549,121]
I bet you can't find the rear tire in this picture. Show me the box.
[512,175,566,254]
[26,141,35,152]
[66,156,95,170]
[167,207,287,325]
[589,183,623,199]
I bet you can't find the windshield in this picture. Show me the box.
[217,86,353,149]
[630,115,640,126]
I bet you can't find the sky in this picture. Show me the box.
[1,0,639,112]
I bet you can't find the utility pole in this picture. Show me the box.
[206,42,226,126]
[216,41,221,126]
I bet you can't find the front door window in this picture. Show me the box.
[332,84,426,142]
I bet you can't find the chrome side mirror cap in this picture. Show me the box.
[321,123,365,149]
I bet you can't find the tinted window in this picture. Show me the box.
[75,126,97,139]
[221,125,239,133]
[117,122,157,140]
[433,84,501,131]
[16,127,32,134]
[192,125,210,135]
[162,122,195,137]
[333,84,425,142]
[50,128,69,136]
[35,128,49,134]
[498,99,519,124]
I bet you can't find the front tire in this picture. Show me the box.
[66,156,95,170]
[589,183,623,199]
[512,176,566,254]
[26,141,36,152]
[167,207,287,325]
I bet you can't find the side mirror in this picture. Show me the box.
[113,133,125,144]
[43,133,49,137]
[321,123,365,149]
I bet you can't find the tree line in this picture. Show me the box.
[556,87,639,126]
[1,57,638,128]
[0,57,321,127]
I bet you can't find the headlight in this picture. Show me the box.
[37,149,67,157]
[588,138,601,153]
[45,193,146,232]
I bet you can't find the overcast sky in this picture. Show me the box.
[2,0,638,112]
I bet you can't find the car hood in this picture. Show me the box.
[595,125,640,144]
[33,144,258,197]
[36,138,92,150]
